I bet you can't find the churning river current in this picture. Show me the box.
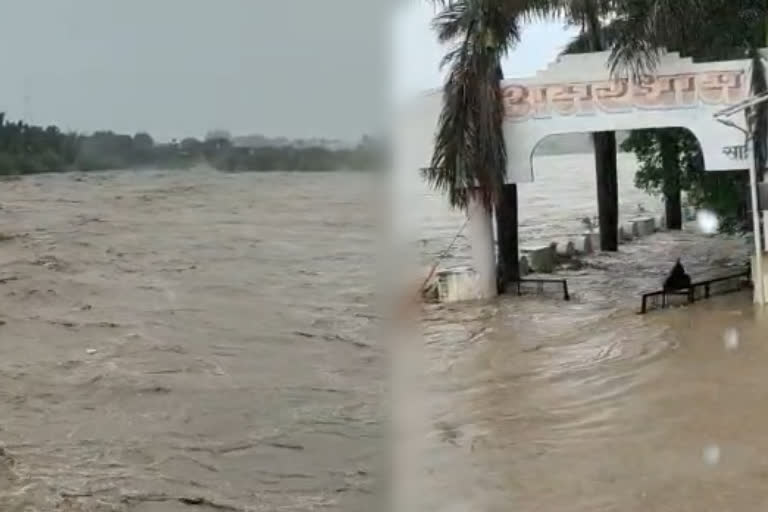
[0,155,762,511]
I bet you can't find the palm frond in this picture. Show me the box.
[439,46,464,69]
[607,0,767,78]
[606,0,705,79]
[433,0,525,47]
[562,17,625,55]
[562,27,590,55]
[424,0,528,210]
[432,0,471,43]
[424,15,508,209]
[609,38,661,81]
[515,0,568,23]
[558,1,657,79]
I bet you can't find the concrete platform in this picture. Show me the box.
[519,256,530,277]
[618,226,632,243]
[521,245,556,273]
[553,240,575,259]
[435,266,479,303]
[630,217,656,237]
[573,234,594,255]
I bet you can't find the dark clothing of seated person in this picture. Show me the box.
[663,259,692,291]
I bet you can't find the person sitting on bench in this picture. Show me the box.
[663,258,692,291]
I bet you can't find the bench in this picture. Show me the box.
[639,270,750,314]
[511,278,570,301]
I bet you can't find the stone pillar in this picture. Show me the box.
[763,211,768,254]
[758,211,768,305]
[495,183,519,289]
[467,196,497,299]
[752,253,768,304]
[593,131,619,251]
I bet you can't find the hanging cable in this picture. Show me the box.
[418,216,471,295]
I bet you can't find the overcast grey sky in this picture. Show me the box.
[393,1,577,98]
[0,0,573,142]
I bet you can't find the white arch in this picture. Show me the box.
[502,49,764,182]
[395,49,766,184]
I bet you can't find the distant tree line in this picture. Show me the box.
[190,135,380,172]
[0,113,380,175]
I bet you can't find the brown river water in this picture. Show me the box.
[400,153,768,512]
[0,169,379,511]
[0,156,764,511]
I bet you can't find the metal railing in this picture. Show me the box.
[640,270,750,314]
[512,278,570,301]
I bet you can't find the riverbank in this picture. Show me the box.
[0,116,379,175]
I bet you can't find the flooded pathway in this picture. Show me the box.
[413,231,768,511]
[402,151,768,511]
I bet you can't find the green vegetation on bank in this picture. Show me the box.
[0,113,380,174]
[572,0,767,233]
[622,129,750,233]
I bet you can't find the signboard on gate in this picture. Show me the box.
[502,70,747,121]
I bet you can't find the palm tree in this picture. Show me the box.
[423,0,527,293]
[607,0,768,182]
[564,18,689,229]
[535,0,621,250]
[562,1,768,231]
[425,0,617,294]
[548,0,768,240]
[425,0,513,210]
[573,0,620,250]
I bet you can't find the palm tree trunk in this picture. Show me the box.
[468,193,498,299]
[659,130,682,229]
[593,131,619,250]
[495,183,519,292]
[664,188,682,230]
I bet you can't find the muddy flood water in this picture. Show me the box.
[0,158,766,511]
[404,153,768,512]
[0,169,379,511]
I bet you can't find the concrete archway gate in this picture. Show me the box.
[397,49,768,302]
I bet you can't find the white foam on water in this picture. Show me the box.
[703,444,721,465]
[696,210,720,235]
[723,328,740,351]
